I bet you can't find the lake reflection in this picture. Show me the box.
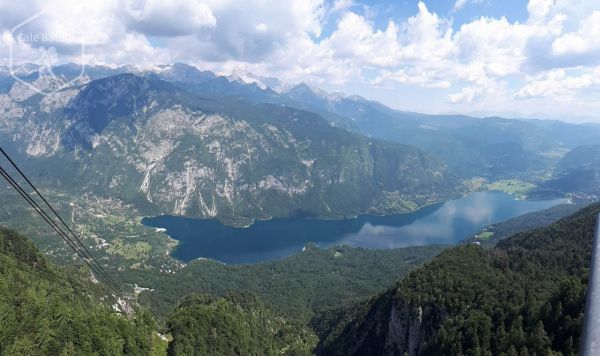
[142,192,568,264]
[339,193,566,249]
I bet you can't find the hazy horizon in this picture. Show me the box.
[0,0,599,122]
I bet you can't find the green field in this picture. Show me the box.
[476,231,494,240]
[462,177,537,199]
[107,239,152,260]
[485,179,536,196]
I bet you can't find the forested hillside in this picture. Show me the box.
[0,226,325,355]
[167,293,316,355]
[0,227,162,355]
[139,244,446,322]
[541,145,600,197]
[314,203,600,355]
[465,203,583,245]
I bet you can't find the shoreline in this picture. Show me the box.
[144,189,568,230]
[141,191,567,265]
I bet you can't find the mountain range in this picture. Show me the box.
[1,63,599,225]
[1,64,456,225]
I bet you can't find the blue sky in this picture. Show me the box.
[1,0,599,121]
[319,0,530,38]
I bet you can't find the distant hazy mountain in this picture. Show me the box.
[278,82,600,178]
[540,145,600,196]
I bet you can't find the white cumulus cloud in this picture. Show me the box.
[125,0,216,37]
[1,0,600,119]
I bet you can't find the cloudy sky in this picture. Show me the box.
[1,0,599,121]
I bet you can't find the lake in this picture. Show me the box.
[142,192,569,264]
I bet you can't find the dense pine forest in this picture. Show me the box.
[167,293,315,355]
[139,244,445,322]
[0,227,163,355]
[313,203,600,355]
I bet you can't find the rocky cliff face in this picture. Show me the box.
[0,71,455,225]
[386,300,450,355]
[313,289,446,356]
[385,301,424,355]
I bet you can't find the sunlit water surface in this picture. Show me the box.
[142,192,568,264]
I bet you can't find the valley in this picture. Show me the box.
[3,0,600,353]
[0,187,596,355]
[0,0,600,356]
[0,63,598,355]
